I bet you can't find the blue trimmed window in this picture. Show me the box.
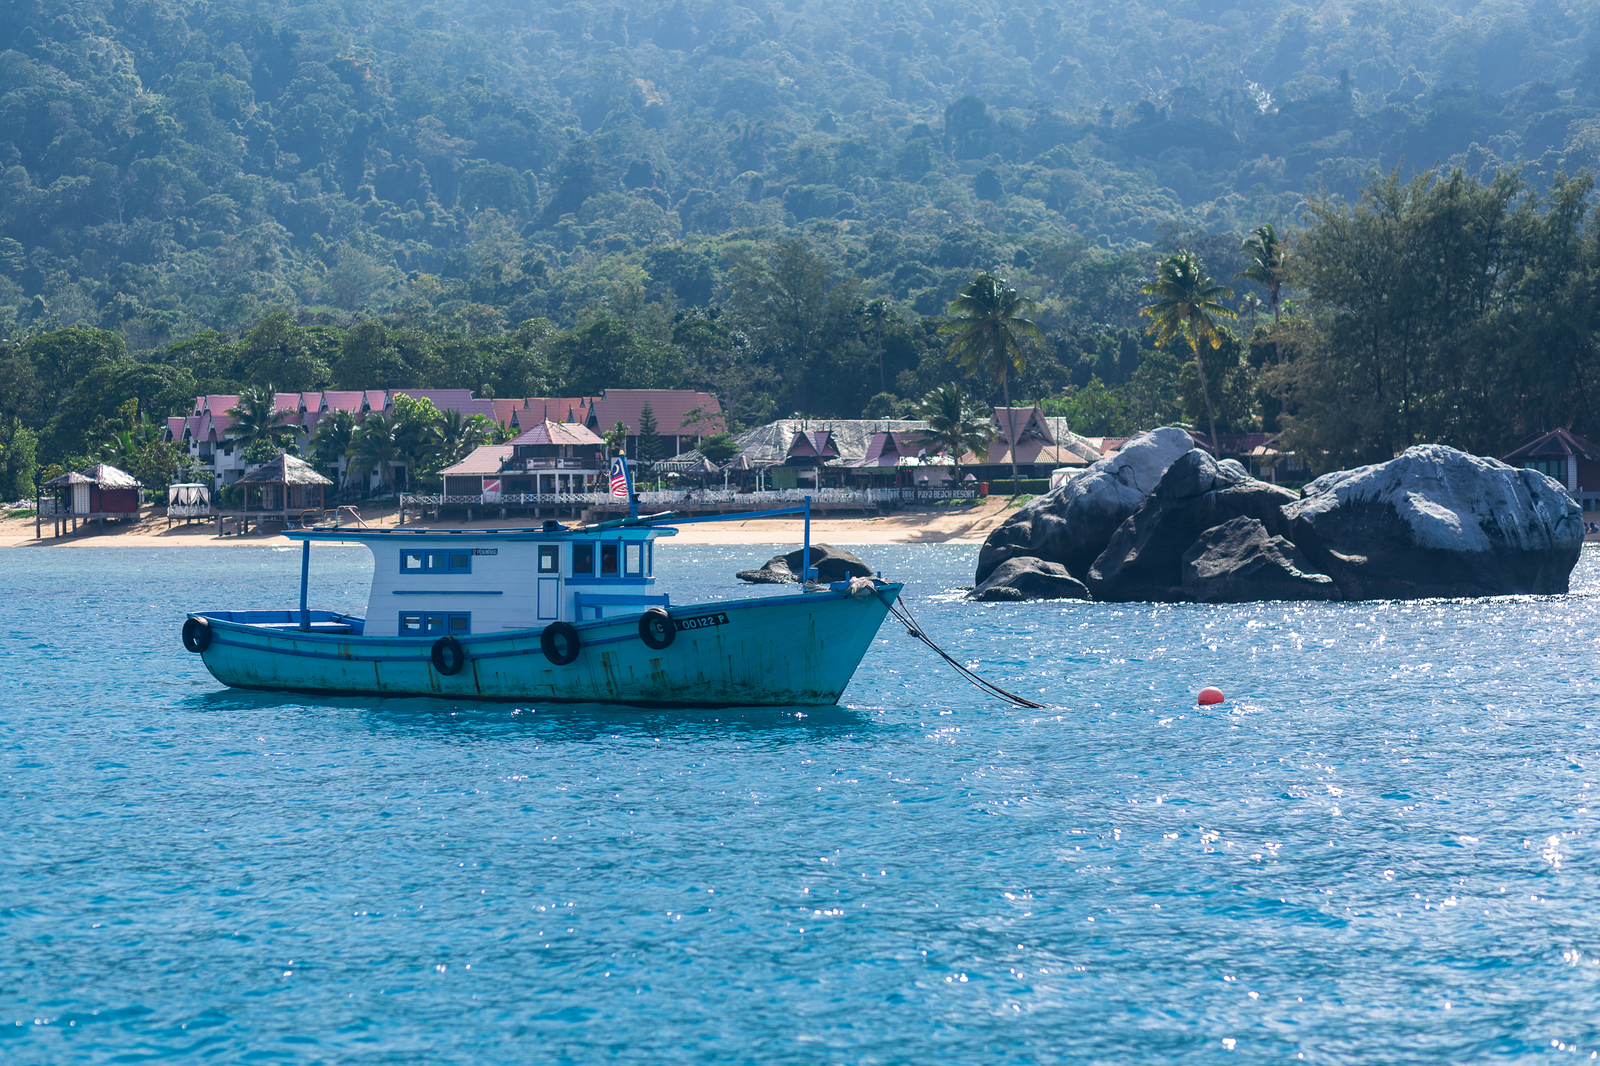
[572,543,594,576]
[401,550,471,574]
[399,612,471,636]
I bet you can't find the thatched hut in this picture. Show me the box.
[37,463,143,538]
[224,454,333,534]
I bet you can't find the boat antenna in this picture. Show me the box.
[872,589,1045,709]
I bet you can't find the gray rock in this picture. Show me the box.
[736,543,872,584]
[974,427,1195,583]
[1088,449,1302,601]
[735,565,795,584]
[1180,516,1339,603]
[968,556,1092,602]
[1283,444,1583,598]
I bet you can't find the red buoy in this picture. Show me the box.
[1198,687,1225,705]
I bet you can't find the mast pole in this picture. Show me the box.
[299,538,311,630]
[802,495,811,591]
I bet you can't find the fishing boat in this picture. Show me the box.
[180,458,903,707]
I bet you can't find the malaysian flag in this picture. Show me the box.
[609,456,630,499]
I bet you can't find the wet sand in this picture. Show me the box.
[0,497,1020,548]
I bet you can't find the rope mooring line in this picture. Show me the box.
[874,590,1046,709]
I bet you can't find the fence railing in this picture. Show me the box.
[401,486,979,511]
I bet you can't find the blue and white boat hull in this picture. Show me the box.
[189,585,901,707]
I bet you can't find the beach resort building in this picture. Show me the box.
[165,389,724,494]
[1501,429,1600,513]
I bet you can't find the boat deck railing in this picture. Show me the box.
[400,487,979,511]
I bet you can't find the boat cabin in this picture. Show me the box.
[295,522,675,637]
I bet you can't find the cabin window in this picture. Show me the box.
[399,612,470,635]
[600,543,619,575]
[401,551,471,574]
[624,543,642,576]
[647,541,653,575]
[572,543,594,576]
[538,544,559,573]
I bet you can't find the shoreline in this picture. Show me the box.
[0,498,1017,549]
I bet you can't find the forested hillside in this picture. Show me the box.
[3,0,1600,492]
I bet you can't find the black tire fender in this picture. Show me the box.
[182,617,211,653]
[431,635,467,676]
[638,607,675,650]
[540,621,581,666]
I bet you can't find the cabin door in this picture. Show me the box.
[73,484,90,514]
[536,544,561,620]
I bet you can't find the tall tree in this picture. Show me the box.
[635,402,664,464]
[940,272,1043,494]
[861,297,894,393]
[351,412,401,494]
[430,409,492,469]
[917,384,993,480]
[310,409,356,491]
[227,385,291,453]
[1141,251,1236,452]
[1237,223,1289,418]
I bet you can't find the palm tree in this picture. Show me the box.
[228,385,290,453]
[1141,251,1236,453]
[431,409,492,468]
[351,411,401,495]
[1237,223,1289,417]
[310,409,356,492]
[918,384,993,481]
[861,297,894,393]
[940,272,1043,494]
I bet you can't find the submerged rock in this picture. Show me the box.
[1180,516,1339,603]
[736,543,873,584]
[1088,450,1302,601]
[974,426,1195,584]
[1283,444,1583,599]
[967,556,1092,602]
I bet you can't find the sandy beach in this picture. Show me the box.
[0,497,1019,549]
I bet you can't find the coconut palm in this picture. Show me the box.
[918,384,993,480]
[431,409,492,468]
[940,272,1043,494]
[351,411,401,494]
[310,409,356,491]
[228,385,290,452]
[861,296,894,393]
[1141,251,1236,452]
[1238,223,1289,417]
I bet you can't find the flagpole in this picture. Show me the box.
[615,446,639,520]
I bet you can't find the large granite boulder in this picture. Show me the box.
[1283,444,1583,598]
[974,426,1195,583]
[967,556,1092,602]
[1180,516,1339,603]
[1088,449,1303,601]
[736,543,872,584]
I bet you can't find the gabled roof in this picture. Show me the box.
[509,420,606,448]
[1502,428,1600,464]
[991,407,1054,445]
[964,414,1100,467]
[439,445,514,477]
[584,389,725,436]
[853,431,925,467]
[236,453,334,486]
[786,429,839,460]
[671,419,931,468]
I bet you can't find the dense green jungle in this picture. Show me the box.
[3,0,1600,499]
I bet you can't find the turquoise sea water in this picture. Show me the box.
[6,541,1600,1064]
